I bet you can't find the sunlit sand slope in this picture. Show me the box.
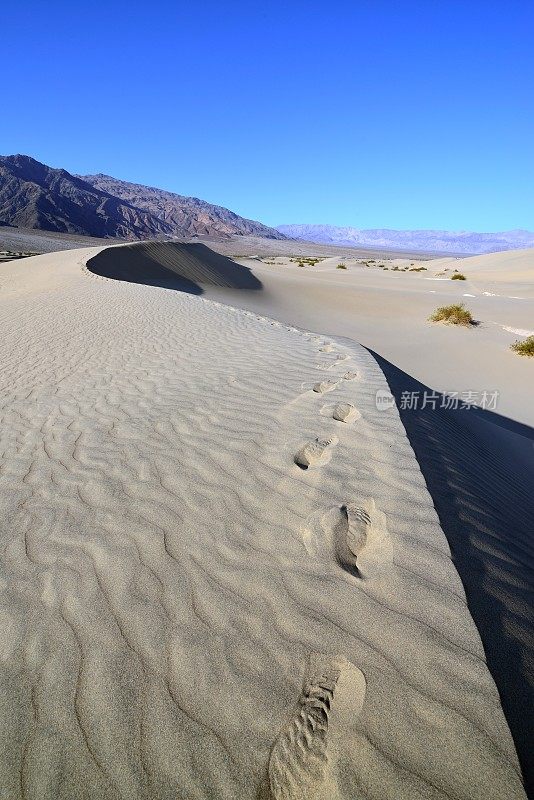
[0,244,526,799]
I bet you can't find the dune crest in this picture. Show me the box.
[0,244,526,798]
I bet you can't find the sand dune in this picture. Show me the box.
[205,247,534,794]
[218,252,534,427]
[86,241,262,292]
[429,247,534,284]
[0,242,528,798]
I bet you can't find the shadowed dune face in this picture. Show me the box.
[86,241,263,294]
[368,350,534,798]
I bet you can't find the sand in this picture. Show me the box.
[221,250,534,427]
[0,242,529,799]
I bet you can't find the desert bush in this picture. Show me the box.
[429,304,475,326]
[291,257,322,266]
[451,273,466,280]
[337,263,347,269]
[510,336,534,357]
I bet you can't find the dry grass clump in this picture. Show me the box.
[429,304,475,326]
[451,272,466,280]
[290,257,323,267]
[510,336,534,357]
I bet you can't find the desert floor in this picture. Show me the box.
[0,241,531,799]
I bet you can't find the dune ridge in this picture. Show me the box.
[85,240,263,292]
[0,242,527,798]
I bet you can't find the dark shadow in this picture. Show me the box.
[367,348,534,798]
[86,241,262,294]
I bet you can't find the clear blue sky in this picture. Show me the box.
[2,1,533,231]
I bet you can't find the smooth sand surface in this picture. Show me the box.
[224,251,534,427]
[0,242,529,799]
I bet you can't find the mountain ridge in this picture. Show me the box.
[0,155,174,239]
[277,223,534,255]
[80,173,284,240]
[0,155,285,241]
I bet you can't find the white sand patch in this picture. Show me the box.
[501,326,534,337]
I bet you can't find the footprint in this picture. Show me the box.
[319,344,334,353]
[332,403,360,424]
[316,356,350,372]
[268,654,366,800]
[294,436,338,469]
[313,381,338,395]
[324,500,391,578]
[342,371,359,381]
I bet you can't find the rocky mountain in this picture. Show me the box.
[81,174,285,240]
[0,155,285,241]
[0,155,173,239]
[277,224,534,255]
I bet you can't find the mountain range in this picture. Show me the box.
[276,224,534,255]
[0,155,284,241]
[2,155,532,254]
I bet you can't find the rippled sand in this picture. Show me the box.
[0,244,526,799]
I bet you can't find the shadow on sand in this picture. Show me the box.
[86,241,262,294]
[368,349,534,798]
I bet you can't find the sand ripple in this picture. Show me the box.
[0,246,526,799]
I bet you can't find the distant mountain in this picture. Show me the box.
[0,155,285,241]
[81,174,285,240]
[277,224,534,255]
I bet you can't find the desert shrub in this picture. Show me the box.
[337,263,347,269]
[429,304,475,326]
[291,257,323,266]
[409,266,428,272]
[451,273,466,280]
[510,336,534,357]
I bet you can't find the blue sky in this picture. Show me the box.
[2,1,533,231]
